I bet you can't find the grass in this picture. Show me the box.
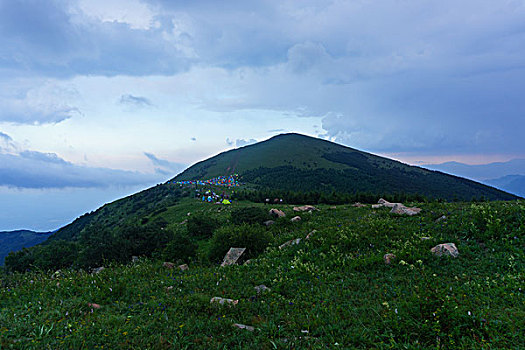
[1,199,524,349]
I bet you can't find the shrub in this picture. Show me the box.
[4,247,35,272]
[230,206,270,225]
[33,240,79,270]
[208,223,273,263]
[118,222,171,257]
[187,213,219,238]
[163,228,197,262]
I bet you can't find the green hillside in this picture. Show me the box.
[1,200,523,348]
[0,230,52,266]
[174,133,518,201]
[2,132,523,347]
[4,133,519,270]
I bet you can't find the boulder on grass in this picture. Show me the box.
[220,247,246,267]
[178,264,189,271]
[233,323,254,331]
[293,205,316,212]
[269,208,286,218]
[279,238,301,250]
[291,216,302,222]
[435,215,447,223]
[390,203,421,216]
[254,285,271,294]
[210,297,238,306]
[431,243,459,258]
[305,230,317,240]
[163,262,175,269]
[92,267,105,274]
[383,253,396,265]
[352,202,367,207]
[378,198,396,208]
[263,220,275,227]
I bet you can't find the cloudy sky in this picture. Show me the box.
[1,0,524,230]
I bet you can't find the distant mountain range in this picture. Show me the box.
[423,159,525,198]
[0,230,52,265]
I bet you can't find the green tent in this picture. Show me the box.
[222,199,231,205]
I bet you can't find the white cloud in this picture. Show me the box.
[0,134,166,189]
[235,138,257,147]
[76,0,158,30]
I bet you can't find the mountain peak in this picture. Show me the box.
[174,134,517,201]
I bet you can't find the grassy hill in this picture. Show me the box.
[174,133,518,201]
[1,133,522,347]
[1,199,523,348]
[0,230,52,266]
[4,133,519,269]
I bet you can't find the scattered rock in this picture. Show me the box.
[279,238,301,250]
[329,206,337,209]
[384,253,396,265]
[179,219,188,225]
[305,229,317,240]
[293,205,316,212]
[210,297,239,306]
[263,220,275,227]
[233,323,254,331]
[371,204,383,209]
[378,198,396,208]
[291,216,302,222]
[166,286,174,291]
[390,203,421,216]
[131,256,139,263]
[163,262,175,269]
[178,264,189,271]
[92,267,105,274]
[88,303,101,309]
[187,212,191,216]
[254,285,271,293]
[352,202,367,207]
[435,215,447,223]
[243,259,252,265]
[431,243,459,258]
[221,247,246,267]
[420,236,431,241]
[269,208,286,218]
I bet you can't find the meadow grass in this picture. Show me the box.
[1,200,523,349]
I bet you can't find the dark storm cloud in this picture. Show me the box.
[0,0,194,78]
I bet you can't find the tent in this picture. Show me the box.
[222,199,231,205]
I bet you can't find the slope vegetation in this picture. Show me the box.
[175,133,517,201]
[0,230,52,266]
[1,200,523,348]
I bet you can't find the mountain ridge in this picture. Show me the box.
[174,133,518,201]
[0,230,52,265]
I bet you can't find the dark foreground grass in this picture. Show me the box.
[1,200,523,349]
